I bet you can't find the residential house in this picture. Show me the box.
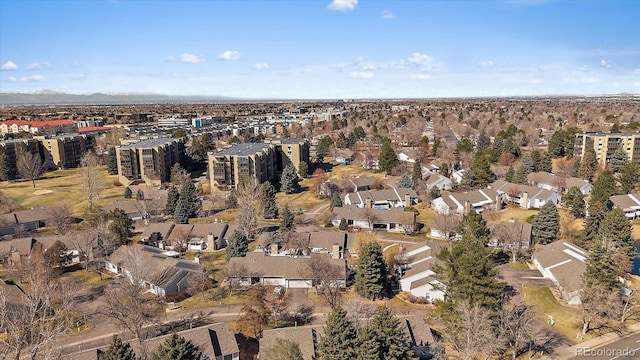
[167,222,237,251]
[488,219,533,250]
[0,206,50,237]
[331,205,417,233]
[424,173,453,191]
[397,148,419,163]
[140,223,176,246]
[102,200,147,220]
[227,252,346,289]
[421,162,440,175]
[532,241,586,305]
[260,325,324,360]
[105,245,203,297]
[527,172,592,195]
[397,243,445,303]
[431,188,500,215]
[344,188,420,209]
[319,175,378,197]
[333,148,354,165]
[0,237,35,266]
[400,316,437,359]
[610,192,640,219]
[490,180,561,209]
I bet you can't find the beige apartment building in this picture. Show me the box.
[574,132,640,168]
[116,138,184,185]
[36,134,95,169]
[265,138,310,174]
[208,143,277,192]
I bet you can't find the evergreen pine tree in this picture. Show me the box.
[298,161,309,179]
[260,181,279,219]
[537,152,553,173]
[476,130,491,151]
[170,163,187,185]
[505,165,515,182]
[582,201,607,245]
[124,186,133,199]
[136,189,145,200]
[338,218,348,230]
[179,181,201,218]
[107,148,119,175]
[458,210,491,245]
[280,164,300,194]
[599,208,634,260]
[165,186,179,214]
[609,148,628,172]
[152,333,202,360]
[263,338,303,360]
[108,208,134,246]
[459,169,477,190]
[318,307,358,360]
[520,155,535,174]
[280,204,295,231]
[531,150,542,172]
[470,153,496,187]
[173,198,190,224]
[512,163,528,184]
[398,174,412,189]
[411,159,422,188]
[100,335,137,360]
[562,186,586,218]
[362,306,412,360]
[579,148,599,181]
[589,170,619,208]
[355,241,388,300]
[437,231,504,308]
[225,231,249,261]
[583,241,622,291]
[356,326,381,360]
[429,186,441,200]
[547,130,566,158]
[618,162,640,194]
[0,152,8,181]
[378,138,398,174]
[532,202,560,245]
[329,192,343,210]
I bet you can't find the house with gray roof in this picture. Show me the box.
[532,241,586,305]
[490,180,561,209]
[527,171,592,195]
[260,325,324,360]
[344,188,420,209]
[431,188,500,214]
[331,205,417,233]
[610,192,640,219]
[0,205,49,236]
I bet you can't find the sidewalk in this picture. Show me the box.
[549,323,640,359]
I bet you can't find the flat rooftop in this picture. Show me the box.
[214,143,272,156]
[119,137,177,149]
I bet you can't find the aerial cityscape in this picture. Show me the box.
[1,1,640,360]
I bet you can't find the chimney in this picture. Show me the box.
[495,195,502,211]
[270,243,279,256]
[332,243,341,260]
[405,194,412,207]
[522,192,529,209]
[365,197,372,209]
[464,200,471,215]
[207,233,215,250]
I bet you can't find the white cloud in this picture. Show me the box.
[253,63,269,70]
[180,53,206,63]
[600,59,612,68]
[69,74,88,81]
[217,50,241,61]
[1,61,18,70]
[579,77,601,84]
[633,68,640,74]
[20,75,46,82]
[349,71,373,79]
[381,10,394,19]
[407,52,433,65]
[479,60,494,68]
[327,0,358,11]
[25,62,49,70]
[166,55,175,62]
[8,76,16,81]
[410,74,431,80]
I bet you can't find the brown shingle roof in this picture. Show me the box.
[260,325,324,360]
[228,252,346,280]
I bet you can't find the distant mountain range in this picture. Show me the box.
[0,91,242,105]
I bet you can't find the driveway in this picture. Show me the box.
[497,266,552,289]
[286,288,310,308]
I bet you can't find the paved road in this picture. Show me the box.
[570,332,640,359]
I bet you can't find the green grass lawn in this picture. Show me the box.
[1,166,122,217]
[68,269,111,287]
[521,286,584,343]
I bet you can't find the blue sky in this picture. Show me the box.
[1,0,639,99]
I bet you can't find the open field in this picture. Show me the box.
[521,286,583,343]
[1,167,122,217]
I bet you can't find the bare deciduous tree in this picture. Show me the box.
[237,179,260,241]
[300,255,344,308]
[16,150,44,188]
[343,298,377,335]
[431,213,462,239]
[68,230,99,272]
[80,152,104,211]
[499,297,556,360]
[439,302,500,360]
[46,204,73,235]
[225,262,249,296]
[362,207,379,233]
[0,190,17,214]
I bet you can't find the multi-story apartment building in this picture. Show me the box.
[0,138,43,179]
[574,132,640,168]
[36,134,95,169]
[116,138,184,185]
[208,143,277,192]
[0,120,77,136]
[265,138,310,175]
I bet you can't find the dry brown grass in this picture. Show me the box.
[633,220,640,240]
[1,167,122,216]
